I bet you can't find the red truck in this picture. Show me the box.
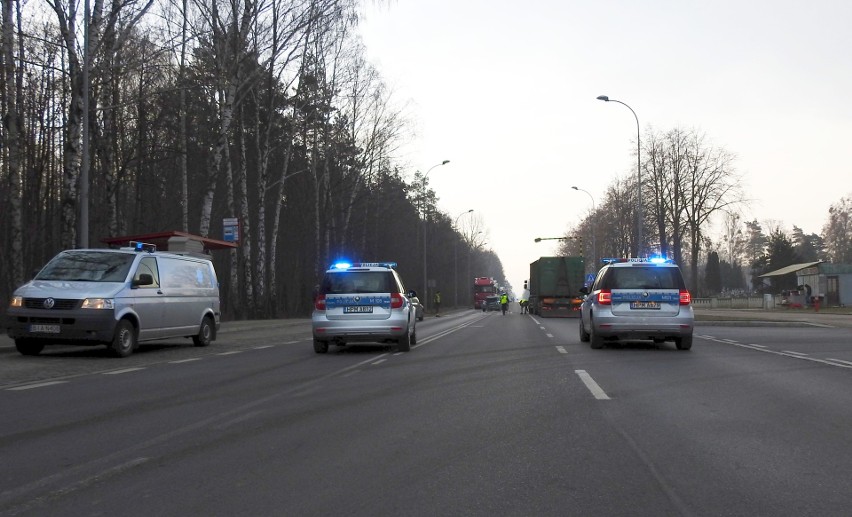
[473,277,497,309]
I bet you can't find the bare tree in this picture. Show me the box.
[823,195,852,263]
[681,130,741,292]
[45,0,85,249]
[1,0,23,286]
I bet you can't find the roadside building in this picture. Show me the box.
[759,261,852,307]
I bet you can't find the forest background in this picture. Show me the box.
[1,0,850,319]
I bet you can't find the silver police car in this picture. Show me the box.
[579,258,694,350]
[312,262,417,353]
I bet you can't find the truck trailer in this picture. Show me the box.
[528,256,585,317]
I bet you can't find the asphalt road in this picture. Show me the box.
[1,306,851,516]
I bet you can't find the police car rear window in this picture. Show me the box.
[601,266,685,290]
[321,271,395,294]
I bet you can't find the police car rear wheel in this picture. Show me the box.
[111,320,136,358]
[397,328,411,352]
[15,338,44,356]
[589,318,604,349]
[579,319,590,342]
[313,339,329,354]
[675,335,693,350]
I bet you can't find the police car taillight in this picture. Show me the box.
[598,289,612,305]
[679,290,691,305]
[315,294,326,310]
[390,292,404,309]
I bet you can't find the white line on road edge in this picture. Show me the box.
[216,351,243,355]
[7,381,68,391]
[720,340,852,369]
[546,333,554,338]
[415,318,482,346]
[556,346,567,354]
[170,358,202,363]
[575,370,611,400]
[825,359,852,368]
[102,368,146,375]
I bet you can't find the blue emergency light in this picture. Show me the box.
[129,241,157,253]
[330,261,397,270]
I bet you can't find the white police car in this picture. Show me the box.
[579,257,694,350]
[312,262,417,353]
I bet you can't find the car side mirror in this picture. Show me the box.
[133,273,154,287]
[579,287,589,295]
[408,290,417,298]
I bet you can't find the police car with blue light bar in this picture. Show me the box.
[579,257,694,350]
[311,261,418,353]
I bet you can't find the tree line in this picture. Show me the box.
[557,125,852,296]
[0,0,506,318]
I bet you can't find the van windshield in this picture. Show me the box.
[36,251,136,282]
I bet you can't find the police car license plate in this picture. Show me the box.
[344,306,373,314]
[630,301,660,309]
[30,324,60,333]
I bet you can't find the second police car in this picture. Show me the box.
[579,257,694,350]
[312,262,418,353]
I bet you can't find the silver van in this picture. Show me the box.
[6,242,221,357]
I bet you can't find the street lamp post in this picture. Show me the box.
[597,95,642,255]
[571,186,596,266]
[421,160,450,310]
[453,209,474,308]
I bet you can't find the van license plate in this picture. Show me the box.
[30,324,60,333]
[344,306,373,314]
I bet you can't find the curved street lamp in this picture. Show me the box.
[421,160,450,310]
[453,209,474,307]
[571,186,596,266]
[597,95,642,255]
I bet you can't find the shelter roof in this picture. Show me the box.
[101,231,236,252]
[758,261,822,278]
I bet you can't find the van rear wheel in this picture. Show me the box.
[15,338,44,356]
[193,316,215,347]
[110,320,136,357]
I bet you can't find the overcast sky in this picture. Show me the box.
[356,0,852,293]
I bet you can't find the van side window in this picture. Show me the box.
[134,257,160,288]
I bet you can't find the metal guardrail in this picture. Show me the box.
[692,296,779,309]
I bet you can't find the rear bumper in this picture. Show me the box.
[312,316,410,343]
[591,308,694,340]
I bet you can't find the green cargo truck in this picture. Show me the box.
[528,256,586,317]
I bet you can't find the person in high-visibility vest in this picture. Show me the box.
[500,292,509,315]
[520,282,530,314]
[433,290,442,317]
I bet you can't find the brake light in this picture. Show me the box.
[391,292,404,309]
[679,290,691,305]
[597,289,612,305]
[314,294,326,310]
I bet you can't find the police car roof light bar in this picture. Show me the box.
[129,241,157,253]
